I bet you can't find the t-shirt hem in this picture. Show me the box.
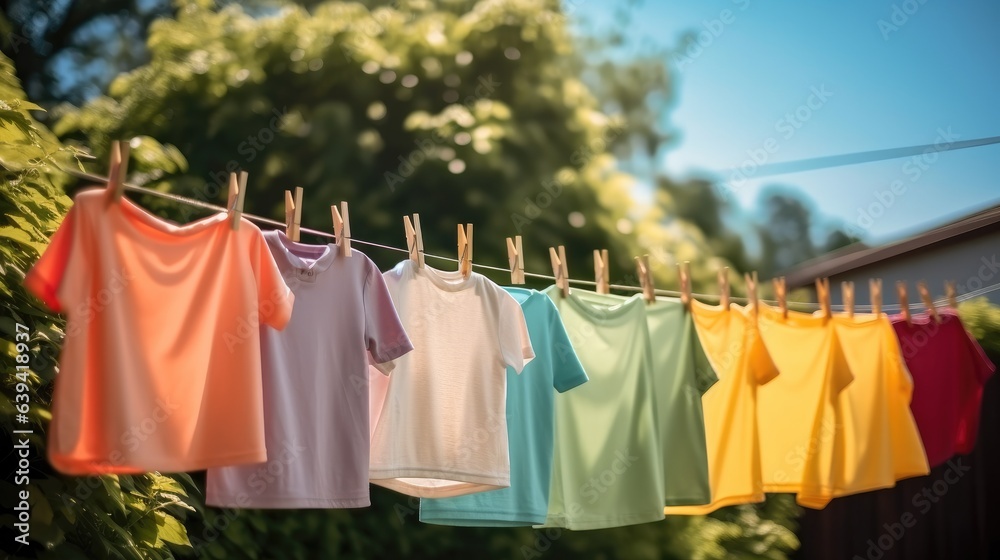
[663,494,712,507]
[419,509,546,527]
[795,492,835,509]
[206,493,370,509]
[371,479,508,498]
[370,468,509,498]
[891,468,931,482]
[535,509,665,531]
[761,483,802,494]
[796,484,845,509]
[23,268,62,312]
[50,448,268,476]
[664,493,766,515]
[822,469,930,502]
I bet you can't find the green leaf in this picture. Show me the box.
[15,99,45,112]
[155,510,191,547]
[99,475,128,515]
[29,489,54,525]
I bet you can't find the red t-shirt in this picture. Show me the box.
[891,309,995,467]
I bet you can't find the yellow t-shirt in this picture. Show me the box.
[756,304,853,508]
[821,314,928,505]
[666,301,779,515]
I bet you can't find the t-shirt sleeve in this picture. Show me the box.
[748,327,780,385]
[691,319,719,394]
[368,350,395,376]
[364,259,413,368]
[250,229,294,330]
[960,324,996,385]
[499,291,534,374]
[24,204,81,313]
[548,302,588,393]
[830,339,856,394]
[884,323,915,396]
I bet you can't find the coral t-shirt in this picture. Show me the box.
[892,310,995,467]
[24,188,293,474]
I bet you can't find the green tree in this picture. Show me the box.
[657,176,752,275]
[754,187,859,278]
[0,0,172,104]
[0,51,201,560]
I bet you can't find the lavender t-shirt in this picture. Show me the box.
[206,231,412,508]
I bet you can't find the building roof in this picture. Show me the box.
[785,202,1000,288]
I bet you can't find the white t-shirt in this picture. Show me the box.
[369,260,534,498]
[205,231,412,508]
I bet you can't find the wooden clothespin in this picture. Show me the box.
[718,267,730,308]
[549,246,569,297]
[227,171,248,230]
[104,140,131,204]
[678,261,691,310]
[870,278,883,316]
[594,249,610,294]
[773,276,788,319]
[842,281,855,318]
[285,187,303,242]
[917,281,940,323]
[635,254,656,304]
[897,281,911,325]
[744,271,759,316]
[506,235,525,285]
[457,223,474,277]
[945,280,958,310]
[816,277,831,319]
[404,214,425,268]
[331,201,351,257]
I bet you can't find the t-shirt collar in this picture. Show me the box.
[407,260,478,292]
[266,230,336,281]
[560,287,644,324]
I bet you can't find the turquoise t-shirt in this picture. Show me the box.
[419,288,589,526]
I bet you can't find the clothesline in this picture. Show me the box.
[60,168,1000,312]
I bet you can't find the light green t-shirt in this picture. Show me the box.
[573,291,717,507]
[538,286,665,530]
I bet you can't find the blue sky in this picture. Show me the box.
[577,0,1000,243]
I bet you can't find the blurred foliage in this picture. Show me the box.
[659,180,861,288]
[0,0,309,105]
[50,0,753,296]
[0,0,170,104]
[958,297,1000,359]
[0,51,201,560]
